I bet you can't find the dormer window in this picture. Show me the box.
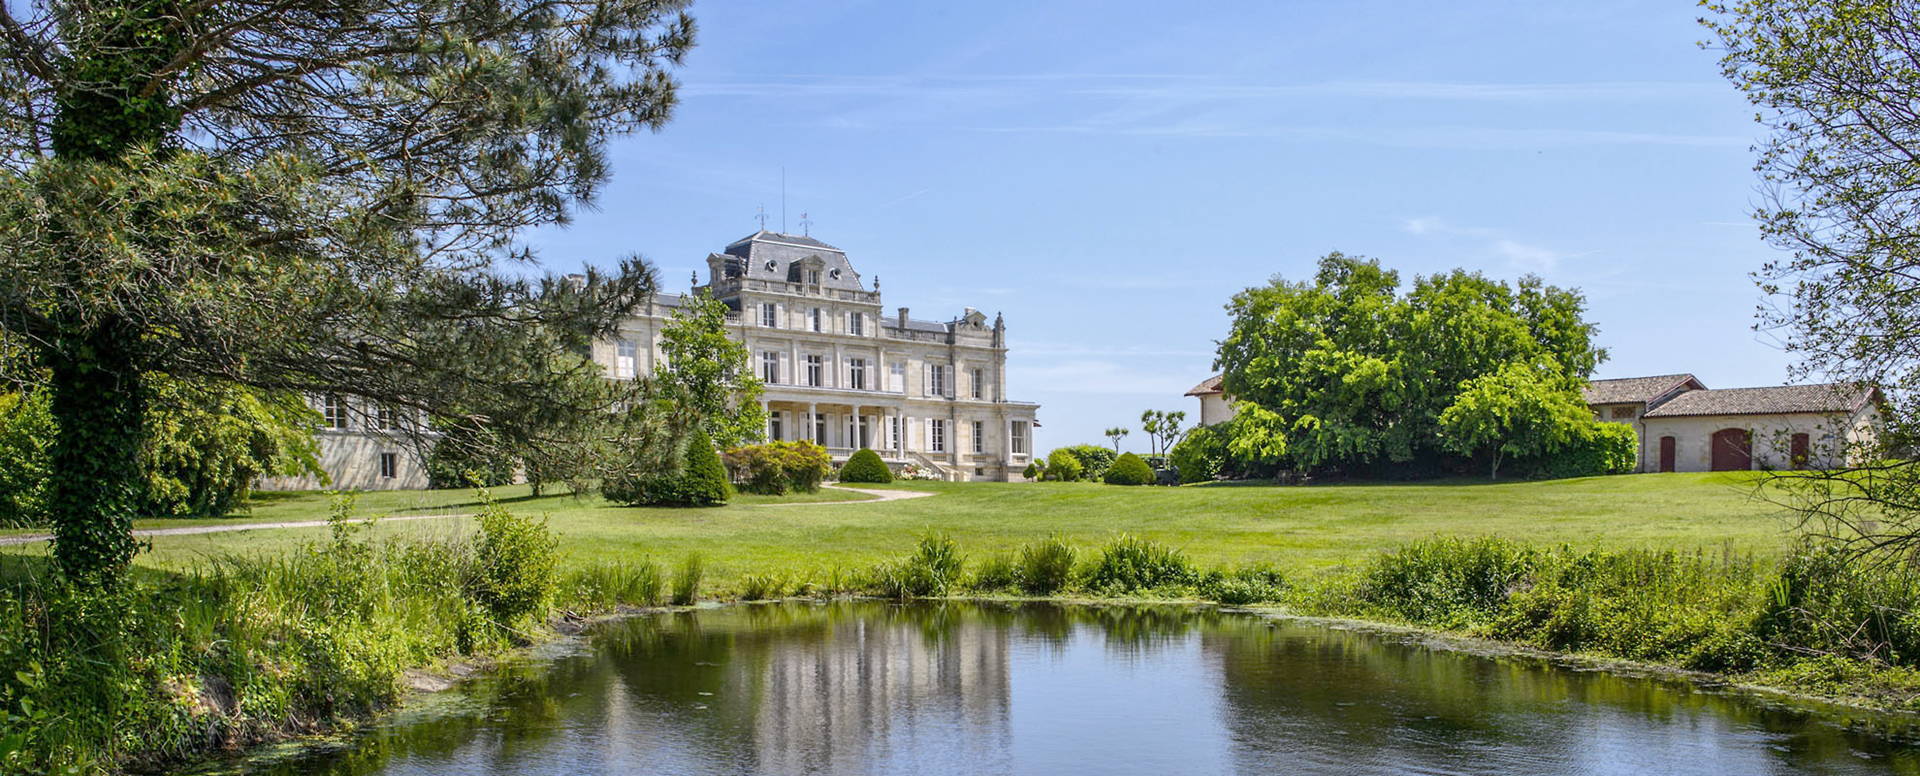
[808,269,821,285]
[829,268,842,280]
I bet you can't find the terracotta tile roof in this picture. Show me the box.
[1642,383,1880,418]
[1186,375,1225,397]
[1582,374,1700,406]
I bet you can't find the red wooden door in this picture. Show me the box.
[1711,428,1751,472]
[1659,436,1676,473]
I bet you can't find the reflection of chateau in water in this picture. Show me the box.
[746,611,1013,774]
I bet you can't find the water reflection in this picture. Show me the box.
[190,602,1920,775]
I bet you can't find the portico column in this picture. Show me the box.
[808,403,817,443]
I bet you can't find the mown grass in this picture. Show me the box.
[28,472,1798,594]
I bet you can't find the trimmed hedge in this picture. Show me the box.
[1103,452,1155,485]
[602,427,731,507]
[839,448,893,483]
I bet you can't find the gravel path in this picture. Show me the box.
[0,486,937,545]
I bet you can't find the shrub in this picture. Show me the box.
[558,560,664,610]
[1103,452,1155,486]
[469,492,559,627]
[1018,534,1078,595]
[1085,534,1196,593]
[1359,537,1535,627]
[602,427,732,507]
[971,553,1019,592]
[0,392,51,528]
[875,533,965,599]
[1022,462,1040,480]
[1170,423,1228,484]
[1201,565,1287,605]
[670,554,704,606]
[838,448,893,483]
[1043,449,1084,481]
[1539,420,1638,478]
[739,572,789,601]
[723,441,831,494]
[1059,444,1116,480]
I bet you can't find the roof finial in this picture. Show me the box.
[800,212,813,237]
[691,271,698,289]
[755,204,768,231]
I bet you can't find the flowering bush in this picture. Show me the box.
[898,463,945,481]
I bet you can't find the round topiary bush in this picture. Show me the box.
[1022,461,1040,481]
[1103,452,1155,486]
[838,448,893,483]
[603,427,731,507]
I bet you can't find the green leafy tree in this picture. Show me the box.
[659,289,766,448]
[1059,444,1116,481]
[1216,253,1604,477]
[0,0,696,583]
[602,426,730,507]
[1104,427,1129,452]
[0,391,52,528]
[139,378,324,517]
[1169,423,1229,485]
[1703,1,1920,557]
[1436,362,1592,480]
[1139,410,1188,458]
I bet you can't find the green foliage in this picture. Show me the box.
[837,448,893,484]
[1058,444,1115,480]
[874,533,966,600]
[722,441,831,495]
[1139,409,1188,458]
[670,554,704,606]
[1043,449,1084,482]
[1085,534,1196,594]
[602,427,731,507]
[1216,253,1604,477]
[970,553,1019,592]
[0,392,51,529]
[659,289,766,448]
[1017,535,1078,595]
[1436,361,1597,479]
[1201,565,1288,605]
[1169,423,1228,484]
[738,572,788,601]
[470,492,560,627]
[557,560,663,611]
[140,379,324,518]
[1103,452,1156,486]
[1021,462,1040,480]
[1540,420,1638,478]
[427,426,520,490]
[1358,537,1537,627]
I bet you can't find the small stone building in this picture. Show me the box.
[1185,375,1237,427]
[1583,375,1881,473]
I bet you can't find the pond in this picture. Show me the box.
[189,601,1920,775]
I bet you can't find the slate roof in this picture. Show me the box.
[1186,375,1225,397]
[1642,383,1880,418]
[1582,374,1700,406]
[719,231,865,292]
[725,230,838,252]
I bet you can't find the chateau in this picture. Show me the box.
[601,230,1040,482]
[272,229,1043,490]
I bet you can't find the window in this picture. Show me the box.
[808,269,821,285]
[1609,406,1633,419]
[815,413,829,445]
[848,312,864,336]
[768,411,783,441]
[849,358,867,390]
[810,307,823,332]
[929,419,947,453]
[762,352,780,384]
[1011,421,1028,455]
[379,452,397,479]
[972,420,984,453]
[615,339,636,379]
[972,368,983,400]
[760,302,778,328]
[891,362,906,393]
[929,365,948,397]
[805,355,823,387]
[375,405,396,431]
[324,395,348,429]
[890,416,901,449]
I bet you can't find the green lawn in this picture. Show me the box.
[3,472,1803,588]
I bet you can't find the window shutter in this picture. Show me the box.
[922,364,931,397]
[779,352,790,384]
[925,419,934,451]
[775,303,785,329]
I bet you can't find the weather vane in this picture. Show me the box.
[755,205,768,231]
[800,212,813,237]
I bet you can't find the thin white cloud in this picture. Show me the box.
[1402,217,1583,273]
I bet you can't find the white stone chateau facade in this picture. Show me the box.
[599,230,1040,482]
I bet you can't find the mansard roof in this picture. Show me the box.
[1186,375,1225,397]
[720,230,865,292]
[1641,383,1881,418]
[1582,374,1702,406]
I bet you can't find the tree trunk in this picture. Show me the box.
[1489,450,1502,481]
[45,320,146,581]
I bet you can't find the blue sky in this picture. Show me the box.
[525,1,1788,455]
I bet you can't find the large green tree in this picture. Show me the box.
[1705,1,1920,557]
[1216,253,1607,477]
[0,0,696,583]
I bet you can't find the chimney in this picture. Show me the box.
[897,307,909,329]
